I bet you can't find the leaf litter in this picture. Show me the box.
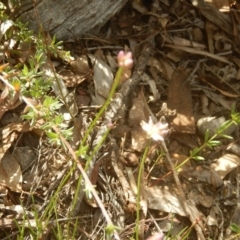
[1,0,240,239]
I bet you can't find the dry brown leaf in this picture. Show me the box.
[146,186,186,216]
[167,68,195,133]
[205,21,215,54]
[182,166,223,188]
[0,90,21,120]
[59,69,89,88]
[201,94,210,114]
[188,190,214,208]
[166,49,185,62]
[0,63,9,73]
[89,54,114,105]
[211,154,240,179]
[200,2,232,34]
[131,126,148,152]
[162,35,206,49]
[0,122,30,160]
[0,152,22,191]
[203,89,235,110]
[159,59,174,81]
[192,27,204,43]
[129,89,156,127]
[70,56,90,74]
[164,44,231,64]
[200,76,240,98]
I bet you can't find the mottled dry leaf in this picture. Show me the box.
[59,69,88,87]
[167,68,195,133]
[189,190,214,208]
[0,90,21,120]
[0,152,22,191]
[131,126,148,151]
[89,54,114,105]
[211,154,240,179]
[129,89,156,127]
[145,186,186,216]
[182,166,223,188]
[0,122,30,160]
[70,56,90,74]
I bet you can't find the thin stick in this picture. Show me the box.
[160,140,206,240]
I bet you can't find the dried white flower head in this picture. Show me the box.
[141,116,169,141]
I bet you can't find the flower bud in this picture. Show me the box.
[117,50,133,69]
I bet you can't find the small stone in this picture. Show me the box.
[13,147,36,171]
[197,116,238,138]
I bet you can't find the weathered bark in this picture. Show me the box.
[7,0,128,40]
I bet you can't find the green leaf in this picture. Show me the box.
[230,223,240,233]
[208,140,221,147]
[76,145,89,158]
[217,119,233,133]
[231,103,237,115]
[218,134,233,140]
[105,223,121,234]
[22,64,28,75]
[192,155,205,161]
[204,129,210,143]
[190,147,200,157]
[46,131,58,139]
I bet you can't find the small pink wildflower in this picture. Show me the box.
[141,117,169,141]
[117,50,133,69]
[146,232,165,240]
[107,122,114,129]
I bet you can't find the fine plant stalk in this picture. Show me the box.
[40,162,75,222]
[70,66,122,221]
[175,119,236,171]
[80,66,123,148]
[53,206,63,239]
[135,142,150,240]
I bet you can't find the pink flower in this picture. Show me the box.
[141,117,169,141]
[146,232,165,240]
[117,51,133,69]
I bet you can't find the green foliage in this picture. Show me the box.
[0,8,74,147]
[230,223,240,233]
[231,103,240,124]
[105,224,121,240]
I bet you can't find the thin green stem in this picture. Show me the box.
[175,120,235,171]
[80,67,123,148]
[135,141,151,240]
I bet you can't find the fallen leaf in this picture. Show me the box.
[0,122,30,160]
[164,44,231,64]
[167,68,195,133]
[211,153,240,179]
[146,185,186,216]
[0,152,22,191]
[89,54,114,105]
[200,76,240,98]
